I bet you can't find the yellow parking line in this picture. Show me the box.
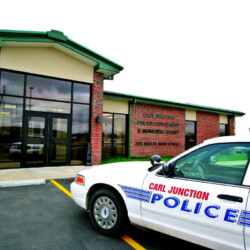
[50,179,72,199]
[50,179,146,250]
[121,235,146,250]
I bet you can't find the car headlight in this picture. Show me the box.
[74,174,85,186]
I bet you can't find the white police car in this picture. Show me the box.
[71,136,250,249]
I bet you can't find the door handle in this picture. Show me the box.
[217,194,243,203]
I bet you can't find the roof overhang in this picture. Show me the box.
[0,29,124,79]
[104,91,245,117]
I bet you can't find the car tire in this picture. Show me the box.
[89,188,128,236]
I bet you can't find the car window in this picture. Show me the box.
[174,143,250,185]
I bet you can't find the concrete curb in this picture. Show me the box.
[0,179,46,188]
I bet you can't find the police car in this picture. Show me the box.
[71,136,250,250]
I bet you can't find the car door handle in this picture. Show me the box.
[217,194,243,203]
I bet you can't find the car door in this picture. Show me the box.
[242,165,250,250]
[141,142,250,250]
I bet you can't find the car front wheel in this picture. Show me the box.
[89,188,128,236]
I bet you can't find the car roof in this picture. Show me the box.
[203,136,250,145]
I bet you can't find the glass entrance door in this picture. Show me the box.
[23,112,70,167]
[24,115,46,166]
[49,116,69,165]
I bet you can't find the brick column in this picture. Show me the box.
[229,116,235,135]
[90,72,104,165]
[196,112,220,144]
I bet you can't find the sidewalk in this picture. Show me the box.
[0,165,90,186]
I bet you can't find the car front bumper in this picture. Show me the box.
[70,182,88,210]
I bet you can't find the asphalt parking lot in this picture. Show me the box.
[0,179,207,250]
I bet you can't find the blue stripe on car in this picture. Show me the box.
[119,184,152,203]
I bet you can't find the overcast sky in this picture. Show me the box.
[1,0,250,135]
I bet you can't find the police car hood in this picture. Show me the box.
[78,161,152,188]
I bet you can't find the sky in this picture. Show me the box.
[1,0,250,135]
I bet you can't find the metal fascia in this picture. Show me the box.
[47,30,68,42]
[103,93,134,102]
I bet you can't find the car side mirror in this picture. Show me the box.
[148,155,162,172]
[162,162,174,177]
[150,155,161,167]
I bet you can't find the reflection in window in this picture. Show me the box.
[0,71,24,96]
[26,116,45,164]
[26,75,71,101]
[73,83,90,103]
[52,118,68,139]
[185,121,196,150]
[102,113,127,159]
[174,143,250,185]
[27,116,45,139]
[51,118,68,165]
[102,114,112,144]
[25,99,71,113]
[0,70,91,168]
[114,114,126,156]
[0,97,23,168]
[72,104,90,144]
[71,104,90,165]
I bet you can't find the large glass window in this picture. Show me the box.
[25,99,71,113]
[26,75,71,101]
[0,69,91,168]
[114,114,126,156]
[71,104,90,165]
[73,83,90,103]
[72,104,90,143]
[102,113,127,159]
[0,97,23,168]
[102,113,114,158]
[174,143,250,185]
[0,71,24,96]
[185,121,196,150]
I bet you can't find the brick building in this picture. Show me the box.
[0,29,245,169]
[103,91,244,159]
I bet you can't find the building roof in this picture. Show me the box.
[0,29,124,79]
[104,91,245,117]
